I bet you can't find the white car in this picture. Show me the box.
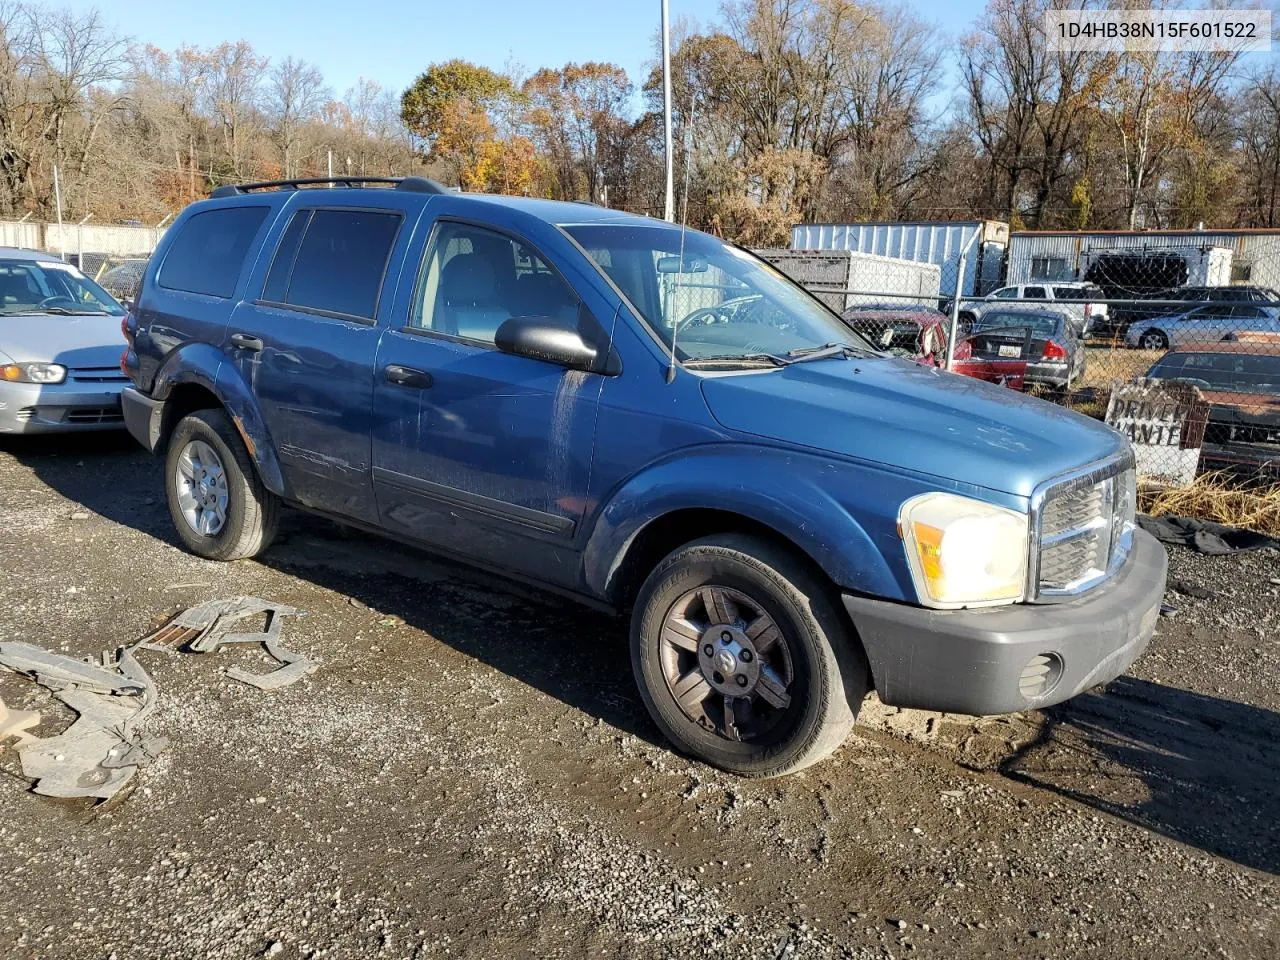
[1124,303,1280,350]
[0,248,131,434]
[965,281,1108,337]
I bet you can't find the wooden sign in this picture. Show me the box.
[1105,379,1209,486]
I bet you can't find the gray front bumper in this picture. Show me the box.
[843,529,1168,716]
[0,381,125,434]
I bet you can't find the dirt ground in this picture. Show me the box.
[1,434,1277,960]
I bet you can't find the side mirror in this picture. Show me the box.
[494,315,600,372]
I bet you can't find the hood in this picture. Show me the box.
[0,313,125,368]
[699,357,1127,498]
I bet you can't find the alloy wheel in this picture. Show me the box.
[659,584,795,742]
[174,439,229,537]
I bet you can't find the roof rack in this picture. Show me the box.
[209,176,449,199]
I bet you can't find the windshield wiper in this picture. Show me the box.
[682,352,790,369]
[786,342,875,362]
[37,307,110,316]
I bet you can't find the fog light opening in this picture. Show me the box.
[1019,653,1063,701]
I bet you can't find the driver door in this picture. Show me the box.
[370,219,606,580]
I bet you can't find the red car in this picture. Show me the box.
[842,305,948,367]
[843,304,1027,390]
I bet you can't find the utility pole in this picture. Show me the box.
[52,164,64,259]
[661,0,674,222]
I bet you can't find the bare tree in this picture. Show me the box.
[267,56,328,178]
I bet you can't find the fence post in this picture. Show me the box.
[945,229,982,371]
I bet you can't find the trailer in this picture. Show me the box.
[789,220,1008,299]
[757,248,942,311]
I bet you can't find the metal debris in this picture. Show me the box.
[0,597,312,803]
[0,696,41,746]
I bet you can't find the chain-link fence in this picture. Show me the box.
[759,241,1280,491]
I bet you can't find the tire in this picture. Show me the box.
[1138,329,1168,350]
[164,408,279,561]
[630,534,869,777]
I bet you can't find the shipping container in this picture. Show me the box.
[756,249,942,311]
[789,220,1008,298]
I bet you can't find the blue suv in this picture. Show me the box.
[121,177,1167,776]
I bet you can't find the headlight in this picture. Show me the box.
[899,492,1029,608]
[1,362,67,384]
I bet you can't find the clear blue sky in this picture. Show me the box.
[64,0,975,104]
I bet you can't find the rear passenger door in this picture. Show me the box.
[224,199,415,523]
[370,219,606,583]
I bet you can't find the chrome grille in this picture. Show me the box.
[1033,458,1136,599]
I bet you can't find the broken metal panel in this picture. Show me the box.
[0,596,314,804]
[0,641,146,695]
[0,697,41,747]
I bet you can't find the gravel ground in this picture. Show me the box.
[1,434,1277,960]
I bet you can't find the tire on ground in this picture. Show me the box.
[631,533,870,777]
[164,408,279,561]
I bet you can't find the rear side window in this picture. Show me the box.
[159,206,269,298]
[1052,286,1085,299]
[1023,286,1047,299]
[262,209,401,321]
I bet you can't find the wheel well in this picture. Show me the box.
[158,383,222,452]
[609,508,829,612]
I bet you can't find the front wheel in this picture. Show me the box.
[631,534,869,777]
[165,409,279,561]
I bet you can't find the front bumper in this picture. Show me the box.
[843,528,1167,715]
[0,381,125,434]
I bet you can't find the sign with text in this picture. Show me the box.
[1106,379,1209,486]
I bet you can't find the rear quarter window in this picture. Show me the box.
[158,206,270,298]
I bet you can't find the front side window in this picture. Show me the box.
[410,221,578,343]
[993,287,1018,299]
[263,209,401,321]
[160,206,269,298]
[0,260,124,316]
[564,223,866,361]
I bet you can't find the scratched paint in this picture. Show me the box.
[546,370,588,512]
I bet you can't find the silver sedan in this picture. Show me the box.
[1124,303,1280,350]
[0,249,131,435]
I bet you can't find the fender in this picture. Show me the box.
[151,342,288,496]
[582,444,925,605]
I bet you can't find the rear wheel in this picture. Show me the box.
[165,409,279,561]
[1138,329,1168,350]
[631,534,869,777]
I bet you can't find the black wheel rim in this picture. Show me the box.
[658,585,795,742]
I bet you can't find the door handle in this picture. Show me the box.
[229,333,264,352]
[384,364,432,388]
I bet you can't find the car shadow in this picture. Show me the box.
[1,433,659,749]
[999,675,1280,875]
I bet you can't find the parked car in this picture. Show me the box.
[1144,342,1280,476]
[119,176,1166,777]
[841,303,948,366]
[1124,302,1280,351]
[1107,284,1280,340]
[0,248,130,434]
[962,308,1085,390]
[97,258,149,305]
[963,281,1106,338]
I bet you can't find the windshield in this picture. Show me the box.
[0,260,124,316]
[564,223,869,361]
[1148,351,1280,396]
[973,313,1059,337]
